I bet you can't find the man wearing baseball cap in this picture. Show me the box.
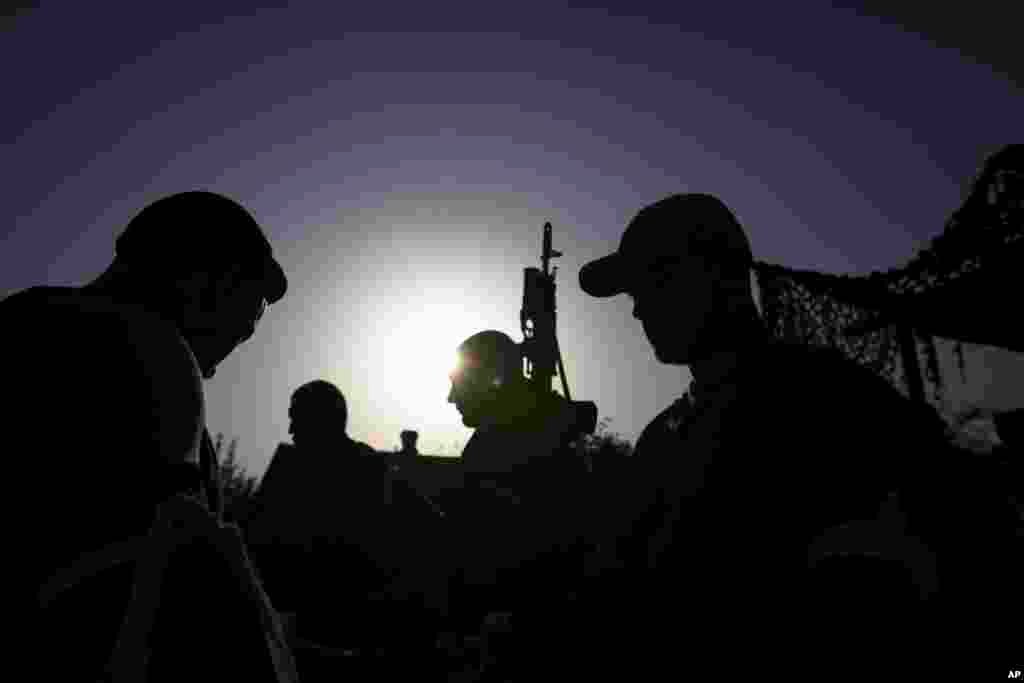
[574,193,951,675]
[7,190,294,680]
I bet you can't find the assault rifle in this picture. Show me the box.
[520,222,598,443]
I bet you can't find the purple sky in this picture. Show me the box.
[4,3,1021,475]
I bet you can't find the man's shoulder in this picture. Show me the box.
[352,440,377,457]
[5,285,204,464]
[755,342,895,397]
[1,285,72,316]
[4,285,193,375]
[333,439,381,466]
[3,285,121,313]
[461,421,558,473]
[635,396,692,458]
[3,286,187,350]
[753,341,947,440]
[757,340,856,370]
[267,442,297,464]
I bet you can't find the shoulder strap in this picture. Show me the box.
[37,537,147,611]
[105,494,301,683]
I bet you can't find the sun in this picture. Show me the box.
[367,300,485,425]
[389,321,463,398]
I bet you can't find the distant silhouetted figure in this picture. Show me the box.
[254,379,379,541]
[250,380,447,667]
[251,380,383,636]
[400,429,420,456]
[577,193,966,676]
[445,330,588,676]
[6,191,296,681]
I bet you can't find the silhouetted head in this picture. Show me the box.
[448,330,523,428]
[579,193,761,364]
[91,190,287,378]
[400,429,419,454]
[289,380,349,450]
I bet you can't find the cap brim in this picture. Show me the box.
[579,252,629,298]
[263,257,288,304]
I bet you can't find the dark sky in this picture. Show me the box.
[4,2,1021,474]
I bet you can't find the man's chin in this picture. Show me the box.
[457,411,480,428]
[195,350,222,379]
[653,344,688,365]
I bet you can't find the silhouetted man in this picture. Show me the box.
[251,380,386,642]
[252,380,447,669]
[257,380,379,535]
[445,330,588,676]
[399,429,420,456]
[253,380,382,557]
[577,193,960,675]
[6,190,293,681]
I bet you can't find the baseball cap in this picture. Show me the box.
[579,193,753,298]
[116,190,288,303]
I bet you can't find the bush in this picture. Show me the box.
[582,417,633,460]
[211,433,260,526]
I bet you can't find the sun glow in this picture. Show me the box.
[364,297,487,431]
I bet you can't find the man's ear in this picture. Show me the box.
[707,261,743,305]
[200,263,247,310]
[172,269,215,313]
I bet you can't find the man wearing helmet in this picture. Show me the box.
[7,190,291,681]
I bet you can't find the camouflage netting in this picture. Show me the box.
[755,262,910,398]
[753,144,1023,407]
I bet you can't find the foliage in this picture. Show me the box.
[582,417,633,459]
[211,432,260,525]
[755,262,903,393]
